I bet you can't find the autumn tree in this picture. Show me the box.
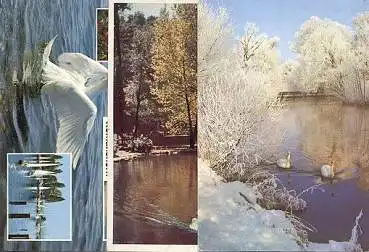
[151,5,197,148]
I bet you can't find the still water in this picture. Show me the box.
[276,100,369,249]
[113,153,197,244]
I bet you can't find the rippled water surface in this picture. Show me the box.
[276,100,369,249]
[113,153,197,244]
[0,0,107,251]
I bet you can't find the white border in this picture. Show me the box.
[96,8,109,63]
[6,152,73,242]
[103,117,108,241]
[107,1,198,251]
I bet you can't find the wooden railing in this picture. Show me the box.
[277,91,336,100]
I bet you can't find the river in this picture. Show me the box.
[276,99,369,249]
[113,153,197,244]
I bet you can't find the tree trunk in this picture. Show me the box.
[133,68,143,138]
[185,92,194,148]
[114,6,125,135]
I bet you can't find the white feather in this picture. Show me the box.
[41,37,107,169]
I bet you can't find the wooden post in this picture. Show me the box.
[9,213,30,218]
[8,234,29,239]
[9,201,27,205]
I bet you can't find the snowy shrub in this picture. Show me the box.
[120,133,153,153]
[198,1,308,218]
[113,133,122,154]
[132,135,153,153]
[198,2,283,171]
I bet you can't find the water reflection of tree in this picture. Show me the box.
[114,155,197,228]
[23,155,66,239]
[294,102,369,190]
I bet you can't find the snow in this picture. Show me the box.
[198,159,363,252]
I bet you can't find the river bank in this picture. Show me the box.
[113,147,197,162]
[198,159,364,251]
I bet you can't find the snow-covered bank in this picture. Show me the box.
[198,159,364,251]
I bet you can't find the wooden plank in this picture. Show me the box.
[8,234,29,239]
[9,201,27,205]
[9,213,30,219]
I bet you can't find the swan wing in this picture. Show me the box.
[41,83,97,169]
[42,37,97,169]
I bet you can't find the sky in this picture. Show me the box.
[123,3,174,18]
[8,153,71,240]
[207,0,369,60]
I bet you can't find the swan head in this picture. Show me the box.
[331,160,335,175]
[287,152,291,164]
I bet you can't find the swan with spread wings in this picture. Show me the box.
[41,36,107,169]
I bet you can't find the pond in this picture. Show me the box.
[113,153,197,244]
[276,99,369,249]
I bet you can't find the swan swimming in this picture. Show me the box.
[277,151,292,169]
[41,36,108,169]
[321,161,335,178]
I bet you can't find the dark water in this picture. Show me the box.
[113,153,197,244]
[276,100,369,249]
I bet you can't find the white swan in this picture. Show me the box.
[41,36,108,169]
[321,161,335,178]
[277,151,292,169]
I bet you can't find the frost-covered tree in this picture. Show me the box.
[198,2,283,171]
[238,23,283,96]
[351,12,369,102]
[292,17,353,92]
[281,59,301,91]
[353,12,369,62]
[290,14,369,103]
[198,3,234,78]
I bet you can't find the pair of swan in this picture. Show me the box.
[41,36,108,169]
[277,152,336,178]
